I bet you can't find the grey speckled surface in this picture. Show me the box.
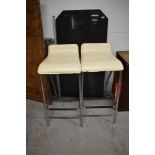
[26,99,128,155]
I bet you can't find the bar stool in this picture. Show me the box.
[81,43,124,126]
[37,44,83,127]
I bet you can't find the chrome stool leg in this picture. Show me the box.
[113,71,122,124]
[79,73,83,127]
[49,75,58,99]
[81,72,84,107]
[39,75,49,127]
[56,75,61,98]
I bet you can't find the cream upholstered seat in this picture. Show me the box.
[38,44,81,74]
[81,43,123,72]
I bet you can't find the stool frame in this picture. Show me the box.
[81,71,122,126]
[39,71,122,127]
[39,74,83,127]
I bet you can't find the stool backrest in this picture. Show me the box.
[81,43,112,55]
[48,44,78,56]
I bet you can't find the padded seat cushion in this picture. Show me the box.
[81,43,123,72]
[38,44,81,74]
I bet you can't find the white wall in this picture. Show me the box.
[40,0,129,52]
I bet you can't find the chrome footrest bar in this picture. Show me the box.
[85,105,113,109]
[48,114,113,119]
[47,108,78,111]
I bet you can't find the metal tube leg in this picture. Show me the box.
[113,71,122,124]
[49,75,58,99]
[79,74,83,127]
[78,74,81,108]
[81,72,84,107]
[39,75,49,127]
[56,75,61,98]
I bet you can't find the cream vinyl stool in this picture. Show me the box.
[38,44,83,127]
[81,43,124,125]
